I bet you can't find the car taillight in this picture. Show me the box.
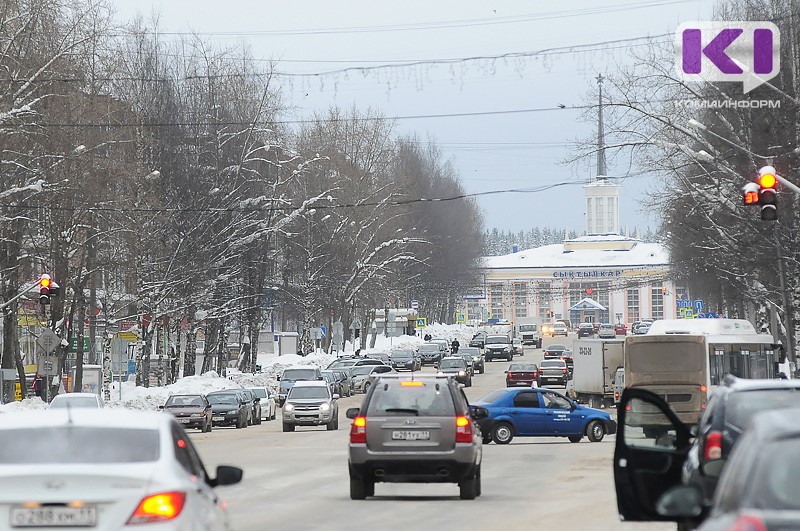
[704,431,722,460]
[729,514,766,531]
[350,416,367,444]
[533,371,538,377]
[127,491,186,524]
[562,368,567,374]
[456,415,472,443]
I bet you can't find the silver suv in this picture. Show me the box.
[346,375,487,500]
[282,381,339,432]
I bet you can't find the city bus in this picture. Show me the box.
[624,319,780,430]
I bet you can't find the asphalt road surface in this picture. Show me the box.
[190,335,674,531]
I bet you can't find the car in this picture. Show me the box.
[505,363,540,387]
[459,346,485,374]
[390,348,421,371]
[277,366,323,406]
[437,356,472,386]
[543,344,569,359]
[48,392,104,409]
[552,321,569,336]
[681,376,800,513]
[240,388,262,425]
[541,323,554,337]
[483,334,513,361]
[539,359,569,387]
[634,322,651,335]
[613,388,800,529]
[511,337,524,356]
[326,357,387,371]
[418,342,444,366]
[577,322,595,338]
[429,338,451,356]
[321,370,340,396]
[332,369,354,397]
[473,387,616,445]
[247,386,277,421]
[349,364,396,394]
[206,390,251,428]
[469,331,487,349]
[0,409,242,529]
[597,323,616,339]
[364,352,391,365]
[346,374,487,500]
[614,323,627,335]
[282,380,339,432]
[456,352,476,376]
[160,394,213,432]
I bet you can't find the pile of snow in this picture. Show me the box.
[0,397,47,414]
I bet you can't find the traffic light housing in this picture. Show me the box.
[38,274,60,306]
[758,166,778,221]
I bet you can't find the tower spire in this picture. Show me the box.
[596,74,607,178]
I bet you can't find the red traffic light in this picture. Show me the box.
[759,173,777,189]
[585,288,593,295]
[744,190,760,205]
[39,274,51,289]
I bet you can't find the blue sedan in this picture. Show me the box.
[472,387,616,444]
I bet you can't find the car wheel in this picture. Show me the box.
[247,412,253,426]
[459,475,478,500]
[282,422,295,433]
[478,365,484,374]
[350,478,367,500]
[207,420,212,432]
[255,412,262,425]
[568,435,582,443]
[587,420,605,442]
[492,422,514,444]
[327,418,337,431]
[482,433,492,445]
[364,381,371,394]
[365,481,375,497]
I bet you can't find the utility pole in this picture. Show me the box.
[88,209,97,364]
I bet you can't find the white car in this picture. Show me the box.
[48,392,104,409]
[597,323,616,339]
[248,386,277,421]
[0,409,242,530]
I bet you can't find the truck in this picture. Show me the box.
[514,317,542,348]
[567,338,624,408]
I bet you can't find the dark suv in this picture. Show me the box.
[346,374,487,500]
[577,322,594,338]
[682,376,800,511]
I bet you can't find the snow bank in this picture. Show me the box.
[0,397,48,414]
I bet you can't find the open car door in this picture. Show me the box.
[614,388,693,521]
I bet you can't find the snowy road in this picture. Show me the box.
[190,340,673,531]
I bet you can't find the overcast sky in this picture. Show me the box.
[113,0,712,237]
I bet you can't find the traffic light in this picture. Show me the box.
[758,166,778,220]
[742,182,760,205]
[38,274,60,306]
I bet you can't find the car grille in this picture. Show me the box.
[293,403,323,411]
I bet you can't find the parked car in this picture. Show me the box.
[418,342,444,366]
[552,321,569,336]
[469,331,487,349]
[473,387,615,444]
[597,323,616,339]
[239,388,262,425]
[390,349,421,371]
[160,394,212,432]
[326,357,387,371]
[206,390,250,428]
[539,359,569,387]
[278,367,323,406]
[247,386,277,421]
[321,370,340,396]
[429,339,451,356]
[459,346,484,374]
[682,376,800,514]
[613,388,800,530]
[0,409,242,529]
[511,338,524,356]
[332,369,354,397]
[350,365,396,394]
[505,363,540,387]
[364,351,391,365]
[282,380,339,432]
[48,392,104,409]
[483,334,513,362]
[346,374,486,500]
[634,322,651,335]
[614,323,627,335]
[437,356,472,387]
[577,322,595,338]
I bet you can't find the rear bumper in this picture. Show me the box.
[349,446,478,483]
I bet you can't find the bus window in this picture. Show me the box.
[709,349,725,385]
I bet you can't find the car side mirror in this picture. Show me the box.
[332,394,340,400]
[346,407,360,419]
[655,485,703,518]
[210,465,243,487]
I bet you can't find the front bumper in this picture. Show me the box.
[212,412,241,426]
[603,419,617,434]
[174,416,206,428]
[283,408,335,425]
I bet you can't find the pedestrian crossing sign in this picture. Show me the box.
[416,318,427,328]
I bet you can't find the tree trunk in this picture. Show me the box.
[216,321,228,376]
[74,294,86,392]
[201,319,217,374]
[184,307,197,377]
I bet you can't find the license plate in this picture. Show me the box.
[11,506,97,527]
[392,430,430,441]
[213,415,224,419]
[178,418,191,423]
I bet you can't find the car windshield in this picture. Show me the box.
[460,348,480,355]
[519,325,536,332]
[282,369,318,381]
[0,427,159,463]
[288,386,329,400]
[554,322,567,328]
[350,366,375,377]
[726,390,800,431]
[49,396,99,408]
[392,351,413,359]
[419,344,440,353]
[164,395,204,407]
[248,388,267,399]
[321,373,335,383]
[509,364,536,371]
[366,381,454,417]
[546,345,566,352]
[541,360,565,368]
[485,336,508,344]
[439,359,465,369]
[207,393,239,405]
[579,323,592,328]
[477,389,507,404]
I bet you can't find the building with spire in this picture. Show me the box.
[465,75,677,327]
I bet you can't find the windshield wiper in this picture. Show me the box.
[384,408,419,415]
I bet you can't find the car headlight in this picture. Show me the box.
[284,403,294,412]
[458,371,466,377]
[192,413,204,417]
[320,402,331,412]
[472,356,480,361]
[503,347,510,352]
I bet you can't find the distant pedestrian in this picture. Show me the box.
[32,373,43,398]
[451,338,460,354]
[355,349,362,358]
[424,333,432,341]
